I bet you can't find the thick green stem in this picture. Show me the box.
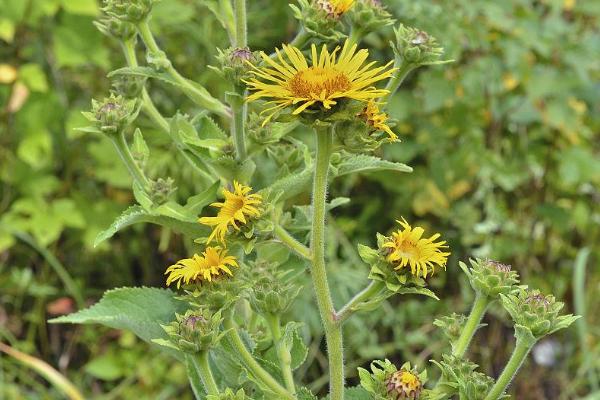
[380,62,415,105]
[453,293,490,357]
[194,351,219,395]
[267,314,296,395]
[310,127,344,400]
[224,318,294,399]
[230,90,247,161]
[137,20,230,118]
[111,130,150,190]
[484,338,534,400]
[335,281,384,325]
[234,0,247,47]
[348,27,364,47]
[273,225,311,260]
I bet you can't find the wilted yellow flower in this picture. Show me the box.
[359,101,397,140]
[385,368,423,399]
[165,247,238,289]
[199,181,262,243]
[317,0,355,17]
[245,40,394,124]
[382,218,450,278]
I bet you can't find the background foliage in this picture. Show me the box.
[0,0,598,398]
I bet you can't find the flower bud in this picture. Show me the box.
[94,17,137,41]
[347,0,395,36]
[459,258,520,298]
[207,389,248,400]
[101,0,157,23]
[161,309,224,353]
[111,74,147,99]
[433,313,468,344]
[149,177,176,205]
[290,0,346,42]
[392,25,448,67]
[245,261,301,315]
[430,354,496,400]
[88,93,138,136]
[146,50,172,71]
[359,359,427,400]
[215,47,259,87]
[385,368,423,399]
[500,288,579,341]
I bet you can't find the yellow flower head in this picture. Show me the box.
[359,101,397,141]
[245,40,395,125]
[165,247,238,289]
[317,0,356,18]
[382,218,450,278]
[385,369,423,399]
[198,181,262,244]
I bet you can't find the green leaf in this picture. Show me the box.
[93,205,208,247]
[185,181,220,215]
[49,287,187,348]
[18,63,48,92]
[334,154,412,177]
[283,322,308,370]
[131,128,149,168]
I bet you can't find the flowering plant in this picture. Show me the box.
[51,1,578,399]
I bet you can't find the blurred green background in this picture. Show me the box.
[0,0,598,398]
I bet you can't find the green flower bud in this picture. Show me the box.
[392,25,449,67]
[101,0,157,23]
[87,93,139,136]
[268,143,304,172]
[146,50,172,71]
[290,0,346,42]
[430,354,502,400]
[433,313,468,344]
[187,276,249,314]
[161,309,224,353]
[111,74,147,99]
[214,47,259,87]
[359,359,427,400]
[149,177,176,204]
[94,17,137,41]
[500,288,579,341]
[244,261,301,315]
[348,0,395,36]
[207,389,248,400]
[459,258,520,299]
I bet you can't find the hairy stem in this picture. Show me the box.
[453,293,490,357]
[267,314,296,395]
[234,0,247,47]
[136,20,230,118]
[194,351,219,396]
[111,130,150,190]
[273,224,311,260]
[230,90,247,161]
[224,317,294,399]
[484,338,534,400]
[335,281,384,325]
[380,62,415,105]
[310,126,344,400]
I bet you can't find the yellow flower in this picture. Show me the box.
[317,0,356,17]
[198,181,262,244]
[165,247,238,289]
[245,40,395,125]
[359,101,397,140]
[385,369,423,399]
[382,218,450,278]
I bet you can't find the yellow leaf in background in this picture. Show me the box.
[564,0,576,11]
[7,82,29,113]
[503,74,519,91]
[412,181,449,216]
[568,97,587,115]
[448,180,471,200]
[0,18,15,43]
[0,64,17,84]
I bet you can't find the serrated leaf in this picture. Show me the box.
[335,154,412,177]
[282,322,308,370]
[185,181,220,215]
[153,201,196,222]
[133,182,153,211]
[49,287,187,354]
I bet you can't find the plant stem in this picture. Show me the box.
[194,352,219,395]
[223,317,294,399]
[136,20,230,118]
[453,293,489,358]
[111,130,150,190]
[230,89,247,161]
[310,126,344,400]
[266,314,296,395]
[380,62,415,105]
[484,338,534,400]
[234,0,247,47]
[335,281,384,325]
[273,224,311,260]
[348,27,363,47]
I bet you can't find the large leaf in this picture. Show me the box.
[49,287,187,345]
[334,154,412,176]
[93,205,208,247]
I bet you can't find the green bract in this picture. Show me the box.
[347,0,395,36]
[101,0,157,23]
[290,0,346,42]
[359,359,427,400]
[84,93,140,136]
[391,24,449,67]
[459,258,520,299]
[94,17,137,41]
[244,261,301,316]
[501,288,579,341]
[158,309,225,353]
[433,313,469,345]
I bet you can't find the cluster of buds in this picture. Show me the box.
[290,0,346,42]
[347,0,395,36]
[101,0,157,23]
[501,288,579,343]
[431,354,502,400]
[213,47,259,88]
[459,258,520,299]
[359,359,426,400]
[84,93,139,136]
[94,17,137,41]
[391,25,449,68]
[159,309,225,353]
[244,261,301,316]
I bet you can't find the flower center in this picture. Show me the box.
[399,371,419,389]
[289,67,351,99]
[396,239,419,259]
